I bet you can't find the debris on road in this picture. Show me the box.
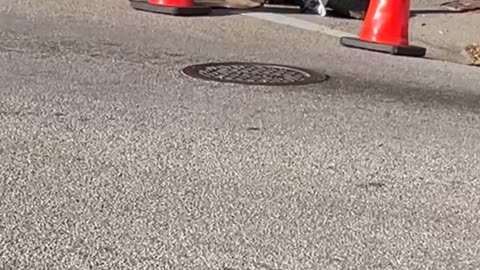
[292,0,369,18]
[295,0,329,16]
[440,0,480,12]
[464,43,480,66]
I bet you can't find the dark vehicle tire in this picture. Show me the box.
[326,0,370,19]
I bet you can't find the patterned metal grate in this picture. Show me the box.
[182,62,327,86]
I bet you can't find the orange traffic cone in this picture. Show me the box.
[130,0,210,16]
[340,0,426,57]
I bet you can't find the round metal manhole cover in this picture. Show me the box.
[181,62,328,86]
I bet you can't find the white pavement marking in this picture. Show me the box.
[241,12,356,38]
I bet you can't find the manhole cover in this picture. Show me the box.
[181,62,328,86]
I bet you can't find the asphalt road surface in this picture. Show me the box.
[1,1,480,270]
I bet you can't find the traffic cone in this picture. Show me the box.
[340,0,426,57]
[130,0,210,16]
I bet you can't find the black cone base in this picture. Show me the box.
[340,37,426,57]
[130,0,210,16]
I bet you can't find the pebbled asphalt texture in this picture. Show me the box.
[1,1,480,269]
